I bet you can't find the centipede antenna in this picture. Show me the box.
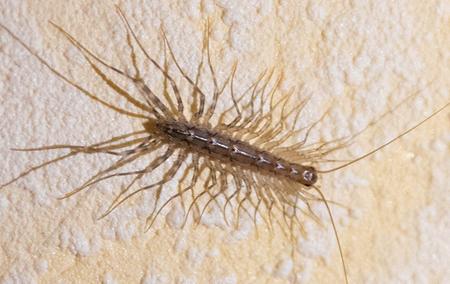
[318,101,449,173]
[312,185,348,284]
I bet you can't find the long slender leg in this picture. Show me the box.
[100,147,179,218]
[115,9,184,119]
[161,40,184,119]
[253,122,285,147]
[0,23,147,119]
[73,141,163,194]
[142,150,187,230]
[115,8,191,119]
[203,161,222,205]
[182,157,210,225]
[203,61,237,128]
[234,77,286,141]
[236,173,256,227]
[240,114,273,142]
[253,89,296,143]
[233,174,246,229]
[262,95,310,149]
[1,131,149,190]
[182,167,216,227]
[253,175,274,231]
[254,95,310,151]
[224,65,244,129]
[60,142,163,199]
[229,70,268,131]
[231,69,274,132]
[273,105,333,155]
[234,83,272,135]
[63,25,168,120]
[99,148,183,227]
[155,38,185,120]
[172,153,195,210]
[262,178,289,233]
[221,168,241,227]
[199,163,233,222]
[159,28,210,122]
[1,152,74,190]
[191,35,207,123]
[12,135,149,156]
[224,166,248,228]
[121,21,174,119]
[145,153,203,228]
[215,68,261,130]
[203,41,237,123]
[202,21,237,125]
[224,69,275,135]
[254,176,271,222]
[50,23,157,116]
[198,162,226,222]
[237,72,283,136]
[203,20,219,120]
[246,173,265,227]
[192,168,217,225]
[213,163,230,225]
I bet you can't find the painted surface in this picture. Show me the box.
[0,0,448,283]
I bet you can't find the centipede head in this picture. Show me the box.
[290,165,318,186]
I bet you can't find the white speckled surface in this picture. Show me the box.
[0,1,449,283]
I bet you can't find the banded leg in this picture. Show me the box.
[159,28,210,123]
[1,131,149,190]
[116,7,190,120]
[235,173,256,228]
[198,162,230,223]
[226,70,269,131]
[143,150,187,230]
[146,153,204,228]
[182,166,217,227]
[50,23,157,116]
[98,148,178,224]
[215,69,261,131]
[60,142,161,199]
[0,23,147,119]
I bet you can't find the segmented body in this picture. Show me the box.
[157,120,318,186]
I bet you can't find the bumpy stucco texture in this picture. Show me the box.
[1,0,449,283]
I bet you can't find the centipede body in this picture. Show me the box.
[154,119,318,186]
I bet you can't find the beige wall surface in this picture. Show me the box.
[0,1,449,283]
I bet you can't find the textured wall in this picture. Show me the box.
[0,0,449,283]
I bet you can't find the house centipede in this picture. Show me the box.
[1,3,449,284]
